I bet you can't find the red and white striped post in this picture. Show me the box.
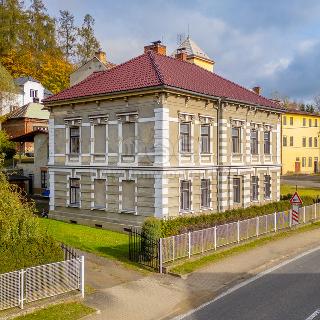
[290,191,303,226]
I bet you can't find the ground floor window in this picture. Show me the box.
[70,178,80,206]
[201,179,210,208]
[233,177,241,204]
[180,180,191,211]
[308,157,313,167]
[251,176,259,201]
[264,175,271,199]
[41,170,48,189]
[122,180,135,212]
[302,157,306,167]
[94,179,106,209]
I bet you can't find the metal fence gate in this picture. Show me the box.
[126,227,160,271]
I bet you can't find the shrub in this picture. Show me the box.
[0,173,63,273]
[141,217,162,261]
[161,196,315,237]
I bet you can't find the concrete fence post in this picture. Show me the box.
[237,220,240,243]
[289,210,292,228]
[214,226,217,250]
[274,212,277,232]
[159,238,163,274]
[188,232,191,258]
[80,256,85,298]
[303,206,306,224]
[19,269,24,309]
[256,216,259,237]
[314,203,317,220]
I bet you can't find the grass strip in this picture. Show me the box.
[13,302,95,320]
[170,221,320,275]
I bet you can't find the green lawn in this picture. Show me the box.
[13,302,94,320]
[40,218,129,263]
[170,221,320,275]
[281,184,320,198]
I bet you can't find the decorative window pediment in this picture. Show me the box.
[89,114,109,125]
[230,118,245,127]
[199,114,215,124]
[64,117,82,126]
[178,111,195,123]
[263,123,273,131]
[117,112,138,123]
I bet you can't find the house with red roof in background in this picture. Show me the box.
[43,39,284,231]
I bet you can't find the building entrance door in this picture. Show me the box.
[295,161,301,173]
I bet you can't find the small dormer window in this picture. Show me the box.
[30,89,38,98]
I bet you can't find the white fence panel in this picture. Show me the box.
[239,218,257,241]
[276,211,290,230]
[203,227,216,252]
[0,271,20,310]
[25,259,80,303]
[217,222,237,247]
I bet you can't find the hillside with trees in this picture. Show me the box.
[0,0,101,94]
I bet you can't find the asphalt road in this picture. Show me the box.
[177,247,320,320]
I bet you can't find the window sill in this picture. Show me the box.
[91,207,106,211]
[120,210,138,215]
[68,204,80,208]
[179,210,194,214]
[200,207,214,211]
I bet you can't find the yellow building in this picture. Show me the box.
[172,36,215,72]
[282,110,320,174]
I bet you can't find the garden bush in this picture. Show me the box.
[141,217,162,260]
[160,196,315,237]
[0,173,63,273]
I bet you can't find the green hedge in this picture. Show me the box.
[160,196,315,237]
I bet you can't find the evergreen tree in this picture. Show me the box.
[58,10,77,62]
[76,14,100,64]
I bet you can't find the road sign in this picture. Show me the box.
[290,191,302,225]
[290,192,303,205]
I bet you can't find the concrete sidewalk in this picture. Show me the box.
[83,227,320,320]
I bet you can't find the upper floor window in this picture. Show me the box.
[302,137,306,147]
[30,89,38,98]
[264,131,271,154]
[315,119,318,127]
[309,137,313,147]
[233,177,241,204]
[70,178,80,207]
[250,129,258,154]
[315,137,318,148]
[180,122,191,153]
[264,175,271,199]
[303,118,306,126]
[290,136,294,147]
[70,127,80,154]
[94,124,106,154]
[290,117,293,125]
[283,116,287,125]
[180,180,191,211]
[122,122,135,155]
[251,176,259,201]
[232,127,241,154]
[283,136,287,147]
[309,119,312,127]
[200,124,210,154]
[201,179,210,208]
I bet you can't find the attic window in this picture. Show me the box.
[30,89,38,98]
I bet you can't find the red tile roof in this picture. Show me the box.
[44,51,281,110]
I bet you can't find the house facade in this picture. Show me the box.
[282,110,320,174]
[70,50,115,86]
[0,76,52,115]
[44,42,283,231]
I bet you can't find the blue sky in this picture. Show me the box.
[43,0,320,102]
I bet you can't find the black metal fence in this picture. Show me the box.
[125,227,160,271]
[61,243,79,261]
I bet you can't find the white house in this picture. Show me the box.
[0,76,52,115]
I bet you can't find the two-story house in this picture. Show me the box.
[0,76,52,115]
[43,41,283,231]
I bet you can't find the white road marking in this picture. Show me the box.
[171,245,320,320]
[305,309,320,320]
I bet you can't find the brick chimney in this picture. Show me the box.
[175,47,187,61]
[95,50,107,64]
[144,41,167,55]
[252,86,262,95]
